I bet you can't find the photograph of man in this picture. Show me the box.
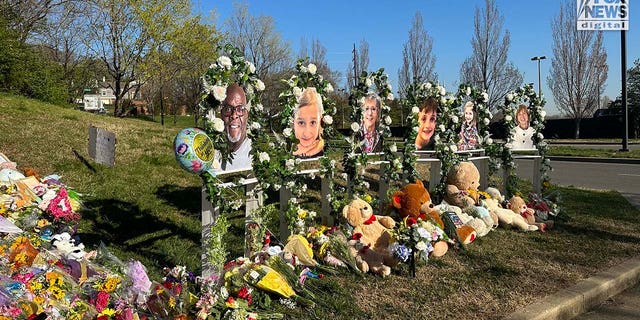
[293,87,324,158]
[511,104,535,149]
[356,92,382,153]
[415,98,438,150]
[220,84,252,171]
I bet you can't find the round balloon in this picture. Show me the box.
[174,128,215,174]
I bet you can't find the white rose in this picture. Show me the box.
[440,97,447,105]
[365,77,373,87]
[300,66,308,73]
[258,152,270,163]
[452,115,459,124]
[212,117,224,132]
[412,106,420,114]
[465,86,471,96]
[217,56,232,69]
[293,87,303,100]
[255,103,263,111]
[255,79,265,91]
[251,122,261,130]
[434,134,440,141]
[212,85,227,102]
[341,173,348,180]
[220,287,229,299]
[351,122,360,132]
[308,63,317,74]
[326,83,334,93]
[330,160,336,167]
[285,159,295,170]
[538,133,544,139]
[358,97,366,106]
[384,116,392,125]
[540,110,547,119]
[387,92,394,100]
[363,181,370,189]
[438,86,446,96]
[287,78,295,87]
[439,124,446,132]
[505,115,512,122]
[415,241,428,251]
[483,118,490,125]
[482,92,489,102]
[247,61,256,73]
[323,115,333,125]
[486,138,493,145]
[390,144,397,153]
[507,93,514,101]
[283,128,292,137]
[425,82,432,89]
[450,145,458,152]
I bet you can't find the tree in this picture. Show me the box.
[398,11,437,98]
[610,59,640,138]
[346,39,369,90]
[0,0,69,43]
[459,0,523,111]
[224,3,291,77]
[548,0,607,138]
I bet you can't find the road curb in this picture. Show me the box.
[547,156,640,164]
[504,257,640,320]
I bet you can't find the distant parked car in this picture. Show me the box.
[593,108,624,118]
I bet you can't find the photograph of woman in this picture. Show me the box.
[415,98,438,150]
[457,101,479,151]
[293,87,325,158]
[511,104,535,149]
[356,92,382,153]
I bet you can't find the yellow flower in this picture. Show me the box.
[363,194,373,203]
[543,181,551,188]
[47,285,66,300]
[46,272,64,287]
[297,209,307,219]
[169,296,176,308]
[102,276,121,293]
[29,280,44,293]
[33,295,45,306]
[99,308,116,317]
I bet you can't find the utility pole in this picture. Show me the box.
[352,43,358,88]
[620,30,629,152]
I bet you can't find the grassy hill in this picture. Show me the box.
[2,93,640,319]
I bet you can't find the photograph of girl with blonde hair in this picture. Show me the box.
[511,104,535,149]
[457,101,479,151]
[293,87,325,158]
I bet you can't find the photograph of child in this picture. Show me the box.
[293,87,325,158]
[415,98,438,151]
[457,101,479,151]
[510,104,535,150]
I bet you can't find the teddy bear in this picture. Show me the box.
[482,191,538,232]
[390,180,449,257]
[342,197,397,277]
[51,232,87,261]
[392,180,444,228]
[507,196,553,232]
[444,162,498,230]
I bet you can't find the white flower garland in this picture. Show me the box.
[401,81,456,198]
[267,58,337,234]
[344,69,398,204]
[499,83,550,196]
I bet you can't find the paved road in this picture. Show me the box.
[551,143,640,151]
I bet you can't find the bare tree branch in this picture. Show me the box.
[398,11,437,98]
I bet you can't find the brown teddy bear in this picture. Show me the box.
[343,197,397,277]
[392,180,444,227]
[507,196,553,232]
[444,162,497,231]
[391,180,449,257]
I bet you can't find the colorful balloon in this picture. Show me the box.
[174,128,215,174]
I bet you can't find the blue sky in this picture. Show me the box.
[193,0,637,116]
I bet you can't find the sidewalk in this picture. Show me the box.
[504,257,640,320]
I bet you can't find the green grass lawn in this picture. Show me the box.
[1,93,639,319]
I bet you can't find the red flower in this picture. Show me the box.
[351,233,363,240]
[237,286,253,305]
[406,217,417,227]
[418,213,427,221]
[97,316,109,320]
[94,290,110,312]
